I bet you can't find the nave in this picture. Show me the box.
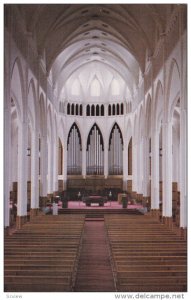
[4,4,187,295]
[4,210,187,293]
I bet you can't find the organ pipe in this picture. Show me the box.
[67,125,82,175]
[86,125,104,175]
[109,125,123,175]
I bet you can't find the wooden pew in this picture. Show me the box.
[104,214,187,292]
[4,214,85,292]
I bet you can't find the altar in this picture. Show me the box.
[83,195,107,207]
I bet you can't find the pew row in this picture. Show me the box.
[4,214,85,292]
[105,214,187,292]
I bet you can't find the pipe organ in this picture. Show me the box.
[67,124,82,175]
[66,123,124,176]
[86,124,104,175]
[109,124,123,175]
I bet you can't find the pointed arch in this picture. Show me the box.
[117,103,120,115]
[28,78,37,131]
[86,104,90,116]
[108,104,111,116]
[109,122,124,148]
[121,103,124,115]
[67,103,70,115]
[91,104,95,116]
[67,122,82,175]
[167,59,181,120]
[67,122,82,150]
[96,104,99,116]
[154,80,163,132]
[101,104,104,116]
[11,57,25,121]
[76,103,79,115]
[86,123,104,175]
[112,104,115,115]
[108,122,123,175]
[80,104,83,116]
[71,103,74,115]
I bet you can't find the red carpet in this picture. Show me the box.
[74,220,116,292]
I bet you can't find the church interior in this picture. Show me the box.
[4,4,187,293]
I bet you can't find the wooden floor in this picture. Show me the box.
[4,211,187,293]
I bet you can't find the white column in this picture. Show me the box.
[179,109,187,228]
[162,121,172,217]
[4,26,11,227]
[17,121,28,216]
[53,140,58,192]
[123,144,128,191]
[47,140,53,194]
[31,131,39,208]
[151,130,160,209]
[137,137,143,193]
[132,139,137,192]
[142,137,150,197]
[140,137,144,194]
[63,140,67,190]
[179,10,187,228]
[40,136,48,196]
[4,105,11,226]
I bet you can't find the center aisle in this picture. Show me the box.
[74,219,116,292]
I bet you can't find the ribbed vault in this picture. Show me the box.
[16,4,177,103]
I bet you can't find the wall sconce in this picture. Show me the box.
[27,148,31,156]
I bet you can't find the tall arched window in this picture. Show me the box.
[91,105,95,116]
[112,104,115,115]
[121,103,124,115]
[67,123,82,175]
[91,78,101,96]
[108,123,123,175]
[67,103,70,115]
[108,104,111,116]
[80,104,83,116]
[101,105,104,116]
[86,124,104,175]
[117,104,120,115]
[86,105,90,116]
[96,104,99,116]
[76,104,79,115]
[71,103,74,115]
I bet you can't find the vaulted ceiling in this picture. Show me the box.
[16,4,177,100]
